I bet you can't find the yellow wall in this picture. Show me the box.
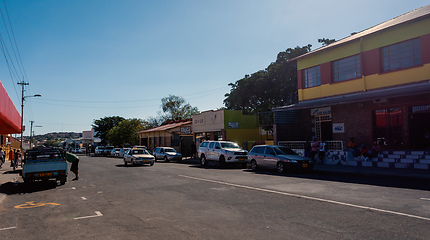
[298,17,430,70]
[225,129,260,145]
[297,16,430,101]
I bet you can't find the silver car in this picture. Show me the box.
[123,148,155,166]
[153,147,182,162]
[248,145,314,173]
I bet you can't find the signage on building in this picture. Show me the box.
[181,126,191,135]
[333,123,344,133]
[228,122,239,129]
[311,107,331,116]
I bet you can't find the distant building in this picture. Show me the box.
[274,5,430,149]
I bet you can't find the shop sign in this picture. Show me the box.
[333,123,344,133]
[311,107,331,116]
[181,126,191,135]
[228,122,239,129]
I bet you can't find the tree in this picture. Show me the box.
[160,95,199,122]
[92,116,125,145]
[107,118,144,147]
[318,38,336,46]
[224,45,311,113]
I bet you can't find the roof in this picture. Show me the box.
[273,80,430,111]
[290,5,430,62]
[137,120,192,134]
[0,81,21,134]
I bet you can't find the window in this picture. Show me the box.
[373,108,402,146]
[382,38,421,72]
[265,147,275,155]
[304,66,321,88]
[200,142,208,147]
[209,142,215,148]
[333,55,361,82]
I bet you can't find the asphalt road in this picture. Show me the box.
[1,155,429,239]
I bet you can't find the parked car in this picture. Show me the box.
[95,146,105,156]
[79,147,86,154]
[132,145,147,149]
[118,148,130,158]
[110,148,121,157]
[153,147,182,162]
[248,145,314,173]
[123,148,155,166]
[198,141,248,167]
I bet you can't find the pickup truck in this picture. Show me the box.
[22,147,68,185]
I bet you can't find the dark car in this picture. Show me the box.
[248,145,314,173]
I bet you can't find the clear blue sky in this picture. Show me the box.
[0,0,427,136]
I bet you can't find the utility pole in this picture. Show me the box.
[29,120,34,148]
[18,81,29,153]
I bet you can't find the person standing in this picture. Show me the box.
[0,148,5,168]
[318,142,326,164]
[9,149,14,167]
[311,138,320,162]
[66,152,80,180]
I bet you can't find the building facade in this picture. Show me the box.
[274,5,430,150]
[193,109,270,150]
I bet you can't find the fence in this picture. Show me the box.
[278,140,344,152]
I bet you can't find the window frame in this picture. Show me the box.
[332,54,361,82]
[381,38,422,73]
[303,65,321,88]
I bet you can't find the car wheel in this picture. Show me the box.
[277,161,285,173]
[250,160,258,171]
[200,155,207,166]
[124,159,128,166]
[219,155,226,168]
[164,156,169,162]
[150,161,154,166]
[60,176,66,185]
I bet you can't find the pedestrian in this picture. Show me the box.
[66,151,80,180]
[304,141,311,158]
[13,149,19,170]
[9,149,14,167]
[318,142,326,164]
[0,148,5,168]
[311,138,320,162]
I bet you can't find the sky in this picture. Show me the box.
[0,0,427,136]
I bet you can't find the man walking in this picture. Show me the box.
[66,152,79,180]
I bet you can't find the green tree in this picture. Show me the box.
[107,118,144,147]
[161,95,199,122]
[224,45,311,113]
[318,38,336,46]
[92,116,125,145]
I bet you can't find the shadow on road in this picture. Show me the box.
[0,180,59,195]
[244,169,430,191]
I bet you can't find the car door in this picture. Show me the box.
[207,142,216,160]
[213,142,222,160]
[264,146,278,169]
[251,146,264,166]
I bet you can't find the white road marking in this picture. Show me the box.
[179,175,430,222]
[81,197,87,200]
[72,187,76,190]
[74,211,103,220]
[0,226,16,231]
[420,198,430,201]
[97,191,103,194]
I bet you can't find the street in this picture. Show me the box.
[1,155,429,239]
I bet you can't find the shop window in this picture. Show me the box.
[332,55,361,82]
[304,66,321,88]
[382,38,421,72]
[373,108,402,145]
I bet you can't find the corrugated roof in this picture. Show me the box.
[290,5,430,61]
[137,120,192,133]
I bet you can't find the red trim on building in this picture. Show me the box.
[0,81,21,134]
[421,33,430,64]
[320,62,331,85]
[362,48,381,76]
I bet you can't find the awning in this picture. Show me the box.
[273,81,430,111]
[137,120,192,134]
[0,81,21,134]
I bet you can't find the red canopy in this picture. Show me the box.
[0,81,21,134]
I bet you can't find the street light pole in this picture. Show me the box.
[18,81,41,152]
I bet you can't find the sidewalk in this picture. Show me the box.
[0,160,22,204]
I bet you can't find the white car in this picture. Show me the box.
[123,148,155,166]
[153,147,182,162]
[198,141,248,167]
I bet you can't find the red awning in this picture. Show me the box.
[0,81,21,134]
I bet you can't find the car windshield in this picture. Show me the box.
[274,147,298,156]
[132,149,149,155]
[221,142,240,149]
[165,148,176,153]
